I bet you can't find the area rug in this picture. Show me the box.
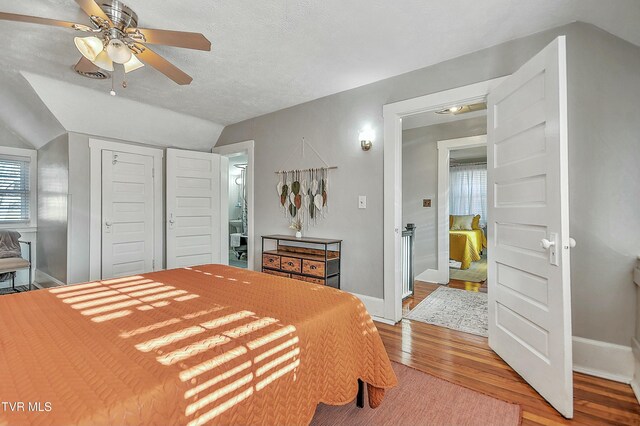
[404,286,488,337]
[0,285,29,295]
[311,362,521,425]
[450,253,487,282]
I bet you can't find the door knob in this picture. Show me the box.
[541,238,555,249]
[569,237,576,248]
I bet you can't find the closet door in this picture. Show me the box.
[101,150,155,279]
[166,149,228,269]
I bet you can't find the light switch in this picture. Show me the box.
[358,195,367,209]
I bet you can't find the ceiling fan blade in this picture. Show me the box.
[0,12,91,30]
[74,56,101,73]
[129,28,211,51]
[74,0,112,24]
[135,44,193,85]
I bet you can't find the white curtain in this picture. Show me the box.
[449,163,487,226]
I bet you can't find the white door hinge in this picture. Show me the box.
[152,259,155,270]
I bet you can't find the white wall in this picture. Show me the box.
[0,121,35,150]
[22,72,224,152]
[402,116,486,276]
[216,22,640,347]
[0,69,65,150]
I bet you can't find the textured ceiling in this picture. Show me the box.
[1,0,639,131]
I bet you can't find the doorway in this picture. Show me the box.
[401,108,489,336]
[385,37,574,418]
[213,140,255,270]
[228,154,248,268]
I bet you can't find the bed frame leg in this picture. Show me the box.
[356,379,364,408]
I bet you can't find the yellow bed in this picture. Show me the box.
[450,229,486,270]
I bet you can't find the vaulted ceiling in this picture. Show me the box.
[1,0,639,148]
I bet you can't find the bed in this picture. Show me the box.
[0,265,397,425]
[450,227,487,269]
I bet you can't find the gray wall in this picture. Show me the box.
[67,132,91,284]
[216,22,640,347]
[215,22,583,299]
[567,26,640,345]
[37,133,69,282]
[402,116,486,276]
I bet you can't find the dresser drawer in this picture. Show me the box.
[263,269,290,278]
[281,256,302,273]
[290,274,324,284]
[262,254,281,269]
[301,275,325,285]
[302,259,325,277]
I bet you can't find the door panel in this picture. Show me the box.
[166,149,228,269]
[101,150,155,279]
[487,36,573,418]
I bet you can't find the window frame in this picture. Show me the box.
[0,147,37,229]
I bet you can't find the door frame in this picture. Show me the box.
[212,140,255,271]
[89,138,164,281]
[382,77,507,323]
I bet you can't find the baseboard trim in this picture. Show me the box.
[631,338,640,404]
[349,292,385,318]
[415,268,447,284]
[371,316,396,325]
[572,336,634,383]
[35,269,65,287]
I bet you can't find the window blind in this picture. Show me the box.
[0,156,30,223]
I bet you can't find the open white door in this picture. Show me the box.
[166,148,228,269]
[487,36,573,418]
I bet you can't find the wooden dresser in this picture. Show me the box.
[261,235,342,289]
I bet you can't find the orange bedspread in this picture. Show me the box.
[0,265,397,425]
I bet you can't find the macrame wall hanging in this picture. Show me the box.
[275,138,336,234]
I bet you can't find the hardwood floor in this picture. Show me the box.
[380,281,640,425]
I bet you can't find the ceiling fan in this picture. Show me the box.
[0,0,211,91]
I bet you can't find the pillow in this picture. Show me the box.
[472,215,481,230]
[451,215,474,231]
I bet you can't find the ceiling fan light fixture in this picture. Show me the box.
[106,38,132,64]
[92,50,114,71]
[74,36,104,61]
[123,53,144,73]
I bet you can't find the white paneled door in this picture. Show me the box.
[166,149,228,269]
[101,150,155,279]
[487,36,573,418]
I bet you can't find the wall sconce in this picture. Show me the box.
[359,127,374,151]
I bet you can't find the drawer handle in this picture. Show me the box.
[269,259,274,263]
[310,265,317,270]
[287,262,294,266]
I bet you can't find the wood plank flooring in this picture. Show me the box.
[377,281,640,425]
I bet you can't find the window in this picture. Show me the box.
[0,155,31,223]
[449,163,487,226]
